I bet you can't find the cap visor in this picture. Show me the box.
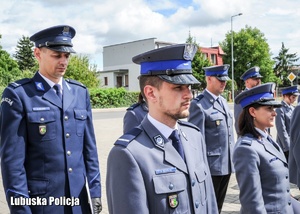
[159,74,200,85]
[47,46,76,53]
[216,76,230,81]
[257,100,282,107]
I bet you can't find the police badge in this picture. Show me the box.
[183,44,197,60]
[39,125,47,135]
[168,194,179,208]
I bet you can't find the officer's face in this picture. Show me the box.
[249,105,277,131]
[246,78,261,88]
[206,76,226,96]
[34,48,70,83]
[145,81,192,126]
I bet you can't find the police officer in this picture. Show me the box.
[106,44,218,214]
[188,64,234,213]
[123,92,148,133]
[234,66,262,135]
[233,83,298,213]
[0,25,102,213]
[275,86,299,161]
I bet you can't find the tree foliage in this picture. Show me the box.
[220,25,278,92]
[273,42,299,86]
[13,35,37,71]
[65,55,100,88]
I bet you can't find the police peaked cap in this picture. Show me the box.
[203,64,230,81]
[235,82,282,108]
[240,66,263,81]
[30,25,76,53]
[281,85,300,95]
[132,44,200,85]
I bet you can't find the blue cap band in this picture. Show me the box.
[242,71,260,81]
[240,92,273,108]
[140,60,191,75]
[282,86,299,95]
[205,69,228,76]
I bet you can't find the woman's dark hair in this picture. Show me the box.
[238,103,262,138]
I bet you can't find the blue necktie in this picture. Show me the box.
[169,130,185,159]
[267,135,280,151]
[53,84,62,100]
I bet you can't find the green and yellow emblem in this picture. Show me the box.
[39,125,47,135]
[168,194,179,208]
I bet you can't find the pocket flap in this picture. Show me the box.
[195,168,207,183]
[74,109,87,120]
[27,111,55,123]
[27,179,48,196]
[153,173,186,194]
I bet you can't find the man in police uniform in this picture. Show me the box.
[188,65,234,213]
[234,66,262,134]
[275,86,299,161]
[106,44,218,214]
[0,25,102,213]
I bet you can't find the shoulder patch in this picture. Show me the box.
[126,103,140,111]
[178,120,200,131]
[115,127,143,147]
[65,79,86,88]
[240,136,253,146]
[9,78,31,88]
[193,94,204,102]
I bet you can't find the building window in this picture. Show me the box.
[202,53,208,60]
[104,77,108,86]
[211,54,216,64]
[116,76,122,88]
[125,75,129,87]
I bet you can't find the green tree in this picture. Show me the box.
[13,35,36,71]
[65,55,100,88]
[220,25,278,92]
[273,42,299,86]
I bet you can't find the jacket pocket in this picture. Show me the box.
[74,109,87,137]
[27,179,49,196]
[27,111,56,141]
[195,167,207,205]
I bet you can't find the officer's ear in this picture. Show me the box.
[34,48,42,60]
[143,85,158,104]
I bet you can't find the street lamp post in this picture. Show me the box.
[231,13,242,102]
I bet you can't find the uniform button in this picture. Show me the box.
[195,201,200,208]
[67,151,71,156]
[191,179,196,186]
[68,168,73,173]
[81,115,84,119]
[286,175,288,179]
[287,189,290,193]
[64,116,69,121]
[28,190,31,193]
[169,183,174,190]
[288,202,291,205]
[40,117,45,122]
[66,133,70,138]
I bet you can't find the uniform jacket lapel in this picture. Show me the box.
[33,73,62,108]
[62,80,75,111]
[260,138,287,164]
[141,117,188,174]
[203,90,225,114]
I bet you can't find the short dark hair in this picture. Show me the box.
[139,76,164,102]
[238,103,262,139]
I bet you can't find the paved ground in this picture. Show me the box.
[0,106,300,213]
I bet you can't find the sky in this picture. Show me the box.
[1,0,300,71]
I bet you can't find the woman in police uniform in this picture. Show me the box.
[233,83,298,213]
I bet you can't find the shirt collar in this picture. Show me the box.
[147,114,178,139]
[38,71,63,89]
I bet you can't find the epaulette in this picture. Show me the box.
[115,127,143,147]
[178,120,200,131]
[65,79,86,88]
[240,136,253,146]
[193,94,204,102]
[126,103,140,111]
[9,78,31,88]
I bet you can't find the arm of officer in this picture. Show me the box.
[123,110,140,134]
[188,101,205,137]
[0,87,31,213]
[83,91,102,208]
[106,146,148,214]
[291,105,300,168]
[275,107,289,151]
[233,145,267,213]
